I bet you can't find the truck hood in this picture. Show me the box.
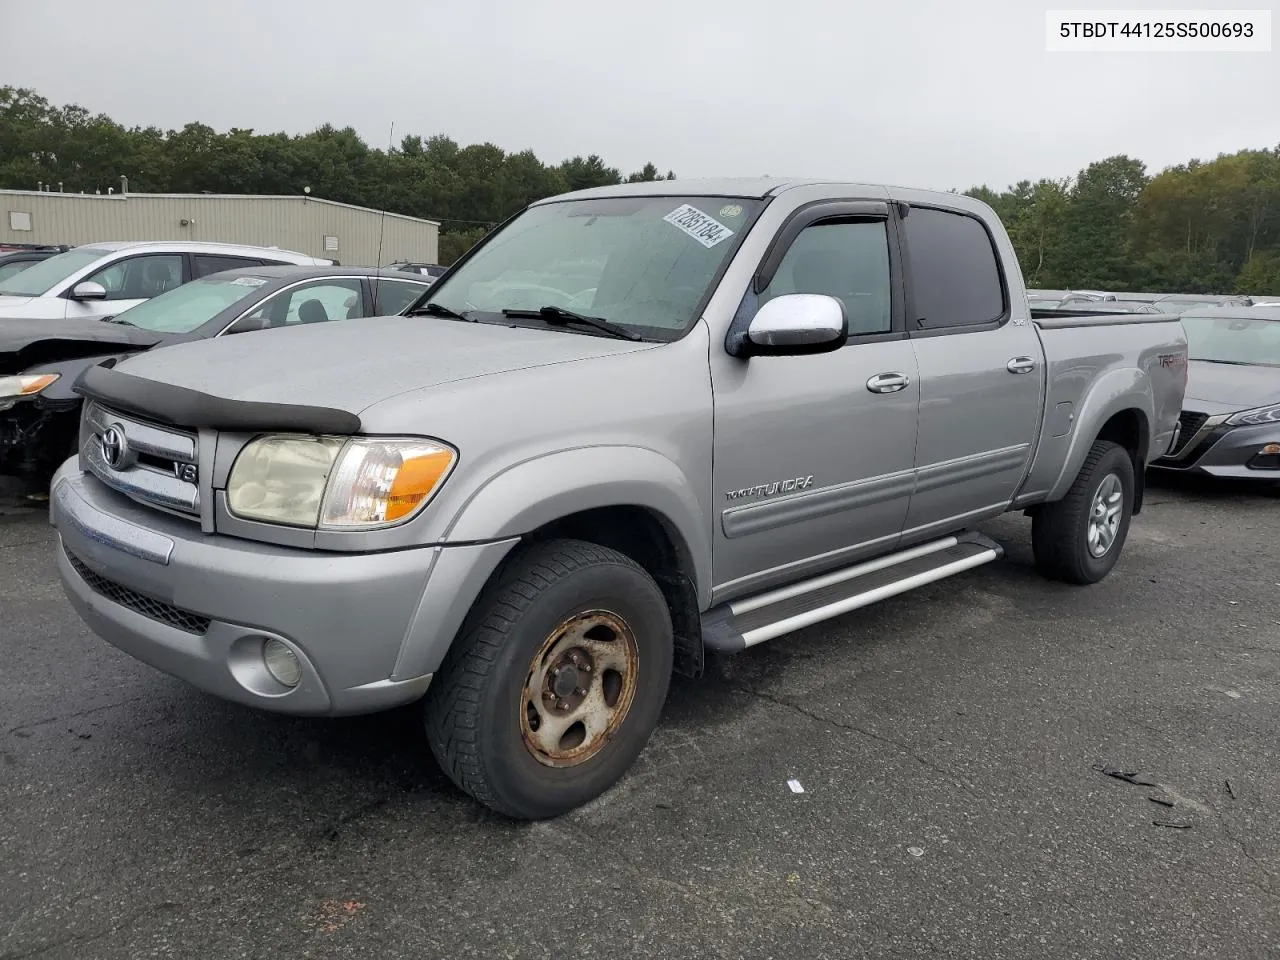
[1183,360,1280,415]
[113,315,655,415]
[0,316,161,355]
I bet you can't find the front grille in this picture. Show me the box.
[1168,411,1208,457]
[65,549,211,635]
[83,403,200,519]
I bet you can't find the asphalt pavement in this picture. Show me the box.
[2,474,1278,960]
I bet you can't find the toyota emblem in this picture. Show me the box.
[100,425,129,469]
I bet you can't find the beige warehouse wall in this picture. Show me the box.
[0,191,438,265]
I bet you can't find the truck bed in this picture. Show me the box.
[1017,311,1188,502]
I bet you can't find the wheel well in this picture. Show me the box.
[525,506,704,679]
[1096,409,1149,515]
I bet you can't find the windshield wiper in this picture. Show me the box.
[501,306,643,342]
[409,301,474,321]
[1190,358,1254,366]
[99,316,136,326]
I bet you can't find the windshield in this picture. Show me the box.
[0,247,109,296]
[1182,314,1280,367]
[425,195,762,339]
[110,274,270,333]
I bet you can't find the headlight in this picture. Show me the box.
[1226,403,1280,427]
[226,434,456,530]
[0,373,59,399]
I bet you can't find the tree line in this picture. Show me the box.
[0,87,674,264]
[964,148,1280,295]
[2,86,1278,292]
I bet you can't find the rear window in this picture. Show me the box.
[903,207,1006,330]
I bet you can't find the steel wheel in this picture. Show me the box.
[520,610,640,768]
[1087,472,1124,557]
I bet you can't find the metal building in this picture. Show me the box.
[0,186,439,266]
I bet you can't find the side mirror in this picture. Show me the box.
[744,294,847,356]
[70,281,108,301]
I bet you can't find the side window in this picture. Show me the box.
[760,219,892,335]
[85,254,184,301]
[372,279,430,315]
[193,255,262,278]
[903,207,1005,330]
[225,279,363,335]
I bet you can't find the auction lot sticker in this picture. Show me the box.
[664,204,735,248]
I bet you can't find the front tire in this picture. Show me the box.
[424,538,673,820]
[1032,439,1135,585]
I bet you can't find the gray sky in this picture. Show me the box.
[2,0,1276,191]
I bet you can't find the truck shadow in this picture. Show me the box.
[134,497,1182,829]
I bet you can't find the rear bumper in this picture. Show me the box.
[50,463,517,716]
[1151,421,1280,479]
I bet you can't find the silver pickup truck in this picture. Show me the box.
[49,179,1188,819]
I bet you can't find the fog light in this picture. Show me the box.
[262,639,301,687]
[1262,443,1280,456]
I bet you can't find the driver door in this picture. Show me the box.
[66,254,186,320]
[709,206,919,600]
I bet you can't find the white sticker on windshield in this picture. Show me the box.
[663,204,735,249]
[229,276,267,286]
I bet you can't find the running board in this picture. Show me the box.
[701,532,1003,653]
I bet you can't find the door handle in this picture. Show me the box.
[866,372,910,394]
[1007,356,1037,375]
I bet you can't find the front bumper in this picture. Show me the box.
[1151,420,1280,479]
[50,463,517,716]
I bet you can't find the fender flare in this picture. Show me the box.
[1046,367,1153,501]
[442,445,712,603]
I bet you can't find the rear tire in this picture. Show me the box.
[424,538,673,820]
[1032,439,1135,585]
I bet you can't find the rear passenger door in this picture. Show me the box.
[900,203,1044,538]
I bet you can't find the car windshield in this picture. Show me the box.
[110,274,271,333]
[1182,314,1280,367]
[0,247,110,296]
[425,195,762,339]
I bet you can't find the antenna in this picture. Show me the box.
[372,120,394,310]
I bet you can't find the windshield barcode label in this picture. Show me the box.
[663,204,735,248]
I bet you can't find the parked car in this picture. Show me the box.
[1150,305,1280,487]
[1059,291,1117,305]
[386,261,447,280]
[1037,300,1166,315]
[0,266,434,494]
[49,178,1187,819]
[1152,294,1251,314]
[0,245,72,284]
[0,244,72,281]
[0,241,333,324]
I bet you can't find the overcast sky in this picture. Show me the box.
[2,0,1276,192]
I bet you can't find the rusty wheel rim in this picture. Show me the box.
[519,610,640,768]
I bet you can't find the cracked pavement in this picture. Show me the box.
[2,473,1279,959]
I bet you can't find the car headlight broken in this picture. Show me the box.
[0,373,59,400]
[226,434,456,530]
